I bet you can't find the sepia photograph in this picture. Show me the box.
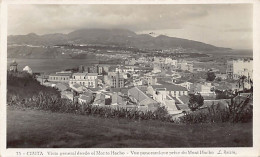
[1,0,259,155]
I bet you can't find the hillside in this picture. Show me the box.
[7,72,60,100]
[7,108,252,148]
[8,28,231,52]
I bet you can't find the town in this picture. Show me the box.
[4,2,257,150]
[9,53,253,120]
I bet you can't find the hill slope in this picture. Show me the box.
[8,108,252,148]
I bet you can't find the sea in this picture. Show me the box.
[7,49,253,74]
[7,58,100,74]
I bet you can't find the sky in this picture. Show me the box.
[8,4,252,49]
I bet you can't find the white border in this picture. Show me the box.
[1,0,260,157]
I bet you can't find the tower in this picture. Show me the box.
[9,60,18,72]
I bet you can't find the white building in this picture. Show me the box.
[177,61,193,72]
[23,66,33,74]
[165,58,178,66]
[226,59,253,80]
[192,82,215,97]
[69,73,98,88]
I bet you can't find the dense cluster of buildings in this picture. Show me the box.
[9,56,253,119]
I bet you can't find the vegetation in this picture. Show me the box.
[180,94,252,124]
[188,93,204,111]
[8,91,172,122]
[7,108,252,148]
[7,71,60,100]
[7,72,253,125]
[215,89,234,99]
[206,70,216,81]
[237,75,253,92]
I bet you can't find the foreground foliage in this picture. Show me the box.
[8,92,173,122]
[7,108,253,148]
[180,94,252,124]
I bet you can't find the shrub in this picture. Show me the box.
[206,70,216,81]
[180,94,253,124]
[8,92,173,122]
[188,93,204,111]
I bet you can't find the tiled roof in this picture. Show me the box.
[72,73,88,76]
[178,95,189,104]
[72,83,81,89]
[87,73,98,76]
[151,83,188,91]
[128,87,158,106]
[49,73,71,76]
[128,87,148,102]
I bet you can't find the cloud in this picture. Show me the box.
[8,4,210,35]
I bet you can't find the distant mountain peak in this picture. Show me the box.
[8,28,231,51]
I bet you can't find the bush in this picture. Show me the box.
[188,93,204,111]
[8,92,173,122]
[215,89,234,99]
[206,70,216,81]
[180,94,253,124]
[7,72,60,100]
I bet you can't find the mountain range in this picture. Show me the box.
[8,28,231,52]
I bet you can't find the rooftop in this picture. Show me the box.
[178,95,190,104]
[128,87,158,106]
[72,83,81,89]
[151,83,188,91]
[87,73,98,76]
[72,73,88,76]
[50,73,72,76]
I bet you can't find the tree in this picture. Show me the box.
[188,93,204,111]
[238,75,247,92]
[215,89,234,99]
[215,77,222,82]
[206,70,216,81]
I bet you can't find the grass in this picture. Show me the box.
[7,107,252,148]
[7,72,60,100]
